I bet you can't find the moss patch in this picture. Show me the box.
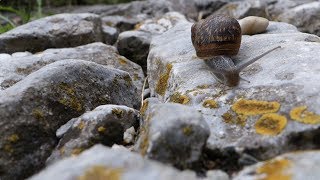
[169,92,190,105]
[222,112,247,127]
[255,113,287,136]
[290,106,320,124]
[256,158,292,180]
[232,99,280,116]
[155,64,172,96]
[203,99,219,109]
[78,165,122,180]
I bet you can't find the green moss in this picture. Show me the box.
[155,64,172,96]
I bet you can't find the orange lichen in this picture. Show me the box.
[169,92,190,104]
[222,112,247,127]
[255,113,287,136]
[203,99,219,109]
[290,106,320,124]
[71,148,83,156]
[155,64,172,96]
[118,57,128,65]
[256,158,292,180]
[232,99,280,115]
[78,165,122,180]
[58,83,83,112]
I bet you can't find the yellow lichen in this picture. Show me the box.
[78,165,122,180]
[232,99,280,116]
[169,92,190,105]
[139,116,151,156]
[58,83,83,112]
[59,147,65,155]
[256,158,292,180]
[32,109,44,120]
[140,100,149,116]
[7,134,19,143]
[203,99,219,109]
[77,121,85,130]
[112,108,124,118]
[182,126,194,136]
[255,113,287,136]
[98,126,106,133]
[3,144,13,153]
[196,84,210,89]
[222,112,247,127]
[71,148,83,156]
[118,57,128,65]
[290,106,320,124]
[155,64,172,96]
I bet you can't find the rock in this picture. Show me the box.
[101,25,119,45]
[195,0,228,19]
[0,60,139,179]
[0,13,102,54]
[116,12,188,71]
[213,1,268,19]
[124,126,136,144]
[234,151,320,180]
[147,18,320,172]
[47,105,140,164]
[31,145,202,180]
[0,42,144,94]
[102,15,147,32]
[277,2,320,36]
[239,16,269,35]
[116,30,151,70]
[136,103,210,169]
[204,170,229,180]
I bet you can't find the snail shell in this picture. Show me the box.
[238,16,269,35]
[191,14,242,58]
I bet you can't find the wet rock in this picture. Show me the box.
[234,151,320,180]
[101,25,119,45]
[116,30,151,70]
[47,105,140,164]
[212,1,268,19]
[0,42,144,94]
[0,60,139,179]
[277,2,320,36]
[0,13,102,54]
[31,145,201,180]
[137,103,210,169]
[147,17,320,172]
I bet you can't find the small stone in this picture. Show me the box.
[239,16,269,35]
[124,127,136,144]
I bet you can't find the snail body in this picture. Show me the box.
[191,14,279,86]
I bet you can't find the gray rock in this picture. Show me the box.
[277,2,320,36]
[116,30,151,70]
[147,18,320,171]
[0,13,102,54]
[0,60,139,179]
[47,105,140,164]
[136,103,210,168]
[30,145,201,180]
[102,15,147,32]
[234,151,320,180]
[102,25,119,45]
[212,1,268,19]
[0,42,144,94]
[195,0,228,19]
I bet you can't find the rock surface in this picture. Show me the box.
[31,145,201,180]
[137,103,210,169]
[0,13,102,54]
[47,105,140,164]
[147,18,320,171]
[234,150,320,180]
[0,60,139,179]
[0,42,144,94]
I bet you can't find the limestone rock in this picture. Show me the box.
[147,18,320,171]
[47,105,140,164]
[102,25,119,45]
[0,13,102,54]
[31,145,201,180]
[0,43,144,94]
[0,60,139,179]
[137,103,210,168]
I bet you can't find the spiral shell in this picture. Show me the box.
[191,14,242,59]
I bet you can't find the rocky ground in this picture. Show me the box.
[0,0,320,179]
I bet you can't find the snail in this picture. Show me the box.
[191,14,280,86]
